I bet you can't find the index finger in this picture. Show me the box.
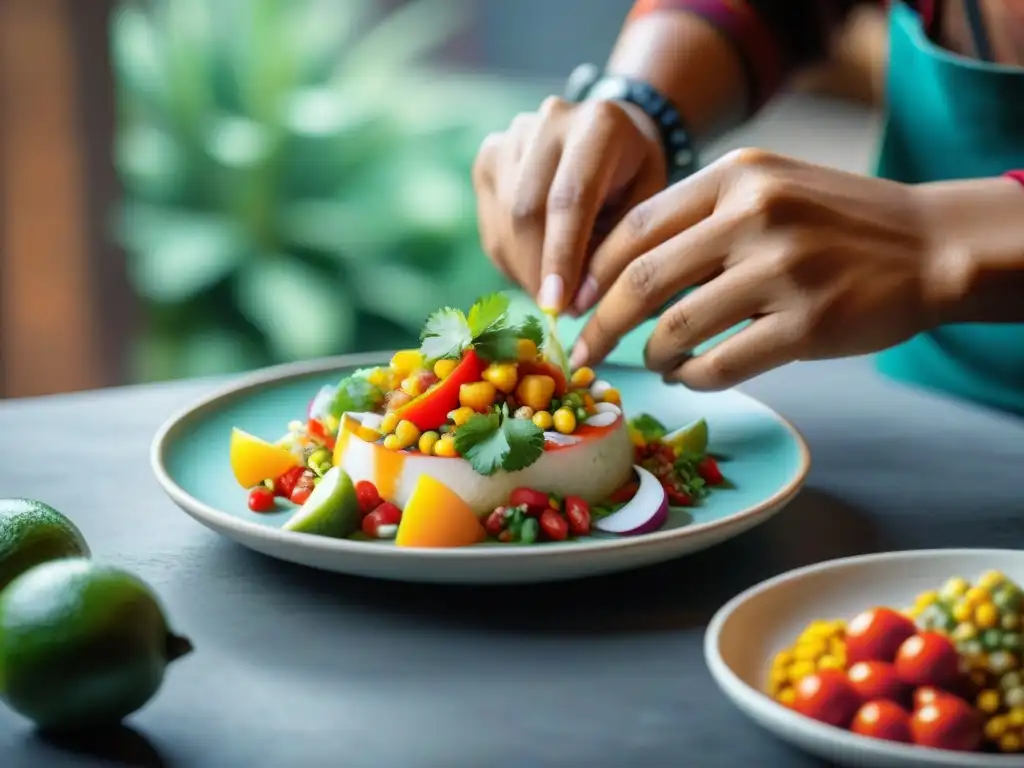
[537,102,628,313]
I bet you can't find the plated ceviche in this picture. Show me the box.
[228,294,728,548]
[768,570,1024,754]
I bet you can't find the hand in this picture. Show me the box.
[570,149,962,390]
[472,96,668,313]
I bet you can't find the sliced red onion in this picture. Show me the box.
[543,431,582,446]
[593,465,668,536]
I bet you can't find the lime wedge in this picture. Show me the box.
[283,467,361,538]
[663,418,709,456]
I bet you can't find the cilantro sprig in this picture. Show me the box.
[418,293,546,363]
[453,404,545,476]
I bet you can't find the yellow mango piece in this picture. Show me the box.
[395,475,485,549]
[230,428,299,489]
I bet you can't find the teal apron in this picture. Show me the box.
[873,2,1024,414]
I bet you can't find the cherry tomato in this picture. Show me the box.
[845,607,918,664]
[509,488,551,516]
[847,662,910,705]
[564,496,591,535]
[851,700,912,744]
[697,456,724,485]
[247,486,276,512]
[538,508,568,541]
[289,471,316,506]
[913,687,946,711]
[910,696,983,752]
[792,669,863,728]
[274,466,306,498]
[361,502,402,538]
[484,508,507,537]
[355,480,382,514]
[894,632,962,689]
[662,481,693,507]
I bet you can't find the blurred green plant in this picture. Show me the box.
[110,0,544,381]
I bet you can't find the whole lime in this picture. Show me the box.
[0,557,192,731]
[0,499,90,592]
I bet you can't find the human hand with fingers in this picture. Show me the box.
[568,148,1024,391]
[471,95,668,313]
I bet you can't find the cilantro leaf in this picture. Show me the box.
[629,414,668,442]
[329,374,384,418]
[467,293,510,337]
[517,314,544,347]
[419,307,472,360]
[454,407,545,476]
[474,326,521,362]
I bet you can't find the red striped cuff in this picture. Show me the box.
[1004,171,1024,188]
[627,0,785,114]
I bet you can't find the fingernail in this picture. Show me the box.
[569,338,589,370]
[573,275,599,315]
[538,274,564,312]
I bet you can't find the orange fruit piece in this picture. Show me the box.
[229,428,300,489]
[395,475,485,548]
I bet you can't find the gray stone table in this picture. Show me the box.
[1,354,1022,768]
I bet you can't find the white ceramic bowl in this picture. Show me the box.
[705,549,1024,767]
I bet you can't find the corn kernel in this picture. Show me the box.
[777,688,796,707]
[1000,733,1023,753]
[380,412,400,434]
[915,590,939,609]
[516,374,556,412]
[433,358,459,379]
[482,363,519,394]
[942,577,970,600]
[383,434,402,451]
[1008,707,1024,727]
[986,715,1010,740]
[401,375,425,397]
[953,600,974,623]
[517,339,539,361]
[459,381,498,412]
[418,431,440,455]
[773,651,794,669]
[553,407,577,435]
[980,570,1008,590]
[393,420,420,449]
[532,410,554,430]
[788,660,816,684]
[967,586,992,606]
[977,603,1001,629]
[954,623,978,642]
[770,668,789,688]
[602,387,621,406]
[391,349,424,375]
[434,435,458,458]
[794,639,827,662]
[514,406,535,420]
[818,655,843,671]
[449,406,476,426]
[978,689,1002,713]
[570,366,596,388]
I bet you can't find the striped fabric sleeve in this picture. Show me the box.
[626,0,879,114]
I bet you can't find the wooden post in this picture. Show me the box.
[0,0,105,397]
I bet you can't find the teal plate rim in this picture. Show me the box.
[150,352,812,559]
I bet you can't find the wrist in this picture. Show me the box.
[914,177,1024,325]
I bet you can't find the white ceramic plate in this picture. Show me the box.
[151,354,809,584]
[705,549,1024,767]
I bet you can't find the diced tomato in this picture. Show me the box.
[306,418,336,450]
[538,508,568,541]
[485,508,508,537]
[509,488,550,516]
[289,471,316,506]
[362,502,402,538]
[274,466,306,498]
[663,481,692,507]
[564,496,591,535]
[355,480,382,514]
[697,456,724,485]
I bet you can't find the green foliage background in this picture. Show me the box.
[110,0,544,382]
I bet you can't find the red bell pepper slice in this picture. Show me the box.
[395,349,486,431]
[518,359,568,396]
[307,418,336,451]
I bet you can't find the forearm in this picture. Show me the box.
[609,0,868,144]
[920,174,1024,324]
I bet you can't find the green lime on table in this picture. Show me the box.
[663,418,709,456]
[283,466,362,538]
[0,499,90,593]
[0,557,192,731]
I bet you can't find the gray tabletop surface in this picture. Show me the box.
[1,354,1023,768]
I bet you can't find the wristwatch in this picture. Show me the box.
[565,63,698,182]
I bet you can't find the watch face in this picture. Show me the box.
[588,78,629,103]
